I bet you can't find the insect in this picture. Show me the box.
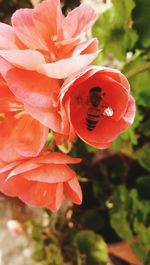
[86,87,103,131]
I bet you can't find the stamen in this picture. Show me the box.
[103,107,114,117]
[0,113,5,121]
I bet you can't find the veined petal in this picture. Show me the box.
[0,114,22,162]
[72,38,99,56]
[64,177,82,204]
[32,152,81,165]
[0,23,19,49]
[5,68,60,108]
[37,51,99,79]
[0,76,22,112]
[25,104,63,133]
[11,113,48,157]
[122,96,136,124]
[63,4,97,39]
[7,161,40,178]
[47,183,64,212]
[0,50,46,71]
[33,0,63,44]
[1,174,29,197]
[12,9,48,51]
[19,182,61,209]
[22,164,77,183]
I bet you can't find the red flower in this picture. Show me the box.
[0,75,48,162]
[60,66,136,148]
[0,152,82,211]
[0,0,98,134]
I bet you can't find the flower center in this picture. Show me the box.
[0,113,5,121]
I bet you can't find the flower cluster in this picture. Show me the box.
[0,0,135,211]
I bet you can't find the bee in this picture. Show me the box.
[86,87,103,131]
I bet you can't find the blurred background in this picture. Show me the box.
[0,0,150,264]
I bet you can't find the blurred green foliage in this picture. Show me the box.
[0,0,150,264]
[75,230,108,265]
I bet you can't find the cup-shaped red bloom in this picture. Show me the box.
[60,66,136,148]
[0,152,82,211]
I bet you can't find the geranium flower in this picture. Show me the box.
[0,75,49,162]
[0,152,82,211]
[0,0,98,82]
[60,66,136,148]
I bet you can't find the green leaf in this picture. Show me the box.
[133,0,150,48]
[110,210,133,241]
[136,144,150,172]
[112,110,143,156]
[136,176,150,200]
[123,57,150,107]
[75,230,108,264]
[110,185,150,243]
[92,0,138,61]
[132,221,150,263]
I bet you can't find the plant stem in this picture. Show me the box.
[125,62,150,79]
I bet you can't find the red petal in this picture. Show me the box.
[64,177,82,204]
[11,113,48,157]
[0,114,21,162]
[5,68,60,108]
[34,152,81,165]
[22,164,77,183]
[19,182,62,209]
[25,104,63,133]
[47,183,64,212]
[0,76,22,112]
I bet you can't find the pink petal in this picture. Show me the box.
[34,152,81,165]
[22,164,77,183]
[5,68,60,108]
[0,22,19,49]
[19,182,62,209]
[64,177,82,204]
[12,9,48,51]
[0,76,22,112]
[82,139,112,149]
[101,69,131,93]
[25,104,63,133]
[0,50,45,71]
[0,57,13,79]
[7,161,40,178]
[0,161,21,174]
[122,96,136,124]
[73,38,99,56]
[37,52,99,79]
[11,113,48,157]
[1,174,29,197]
[63,4,96,39]
[47,183,64,212]
[0,114,22,162]
[33,0,63,44]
